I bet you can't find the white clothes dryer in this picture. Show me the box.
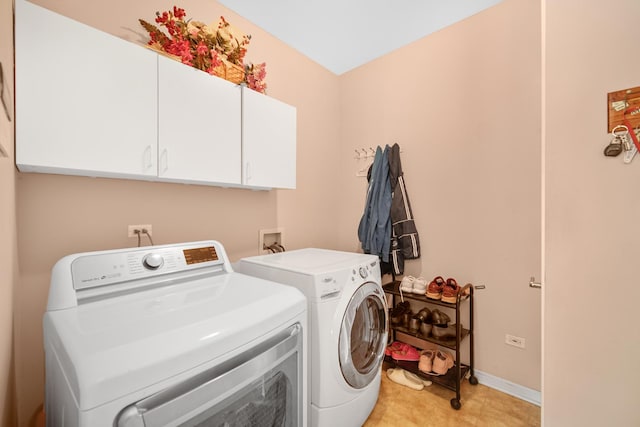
[236,248,388,427]
[43,241,307,427]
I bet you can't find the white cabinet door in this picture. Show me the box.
[242,87,296,189]
[158,56,241,185]
[15,0,158,178]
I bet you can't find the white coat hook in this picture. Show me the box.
[354,149,362,159]
[529,276,542,289]
[368,147,375,157]
[356,148,372,177]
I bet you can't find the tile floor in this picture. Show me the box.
[363,364,541,427]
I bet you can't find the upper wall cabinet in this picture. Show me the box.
[15,0,158,179]
[242,87,297,189]
[14,0,297,190]
[158,56,242,186]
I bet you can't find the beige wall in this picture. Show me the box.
[339,0,542,390]
[1,0,17,423]
[12,0,545,424]
[544,0,640,425]
[17,0,640,425]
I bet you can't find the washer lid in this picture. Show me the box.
[44,272,306,410]
[240,248,378,275]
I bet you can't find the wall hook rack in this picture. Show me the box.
[355,147,374,177]
[354,145,405,177]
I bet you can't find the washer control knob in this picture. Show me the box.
[142,253,164,270]
[359,266,368,279]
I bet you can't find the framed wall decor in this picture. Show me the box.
[607,86,640,133]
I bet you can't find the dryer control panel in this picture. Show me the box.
[48,241,232,310]
[71,244,224,290]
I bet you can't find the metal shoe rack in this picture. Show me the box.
[383,281,479,409]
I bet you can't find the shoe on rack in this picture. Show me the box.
[432,350,455,375]
[441,278,461,304]
[401,310,413,329]
[412,277,428,294]
[408,315,422,334]
[431,323,459,340]
[389,309,402,326]
[385,341,408,357]
[419,321,432,338]
[418,349,437,374]
[399,276,416,293]
[415,307,431,321]
[386,368,427,390]
[426,276,445,300]
[389,301,410,325]
[391,343,421,362]
[429,309,451,327]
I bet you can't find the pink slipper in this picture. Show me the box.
[391,344,420,362]
[385,341,407,357]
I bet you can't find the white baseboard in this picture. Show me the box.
[473,370,541,407]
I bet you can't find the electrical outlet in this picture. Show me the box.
[505,334,525,349]
[128,224,152,238]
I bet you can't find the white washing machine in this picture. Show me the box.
[236,248,388,427]
[43,240,307,427]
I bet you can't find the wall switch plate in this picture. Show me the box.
[128,224,152,238]
[505,334,525,349]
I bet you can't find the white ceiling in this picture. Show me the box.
[218,0,503,75]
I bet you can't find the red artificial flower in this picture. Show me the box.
[196,41,208,56]
[173,6,186,19]
[140,7,266,87]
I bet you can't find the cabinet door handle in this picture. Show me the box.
[245,162,251,183]
[143,145,153,171]
[529,276,542,289]
[160,149,168,174]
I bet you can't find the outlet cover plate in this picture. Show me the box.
[128,224,152,238]
[505,334,525,349]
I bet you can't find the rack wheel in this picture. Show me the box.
[450,398,461,410]
[469,375,478,385]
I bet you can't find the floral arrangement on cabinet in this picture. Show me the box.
[139,6,267,94]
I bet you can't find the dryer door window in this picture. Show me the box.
[338,282,388,389]
[115,324,303,427]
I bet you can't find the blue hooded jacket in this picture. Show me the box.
[357,145,392,262]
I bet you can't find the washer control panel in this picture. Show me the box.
[316,259,379,300]
[318,275,343,299]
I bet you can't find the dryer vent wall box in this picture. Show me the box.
[260,228,284,254]
[44,240,308,426]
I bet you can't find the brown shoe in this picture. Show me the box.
[389,301,410,325]
[431,323,459,340]
[426,276,445,300]
[419,322,432,337]
[415,307,431,321]
[408,315,422,334]
[429,309,450,327]
[441,278,460,303]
